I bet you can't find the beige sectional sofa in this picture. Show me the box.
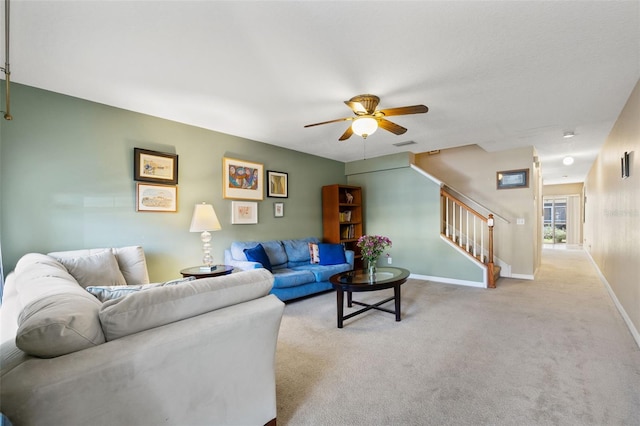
[0,246,284,426]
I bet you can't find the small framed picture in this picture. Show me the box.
[136,183,178,212]
[274,202,284,218]
[497,169,529,190]
[134,148,178,185]
[231,201,258,224]
[223,157,264,200]
[267,170,288,198]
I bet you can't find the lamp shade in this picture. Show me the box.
[351,116,378,138]
[189,203,222,232]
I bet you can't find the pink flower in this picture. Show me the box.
[356,235,392,264]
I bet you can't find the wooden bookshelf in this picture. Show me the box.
[322,184,363,268]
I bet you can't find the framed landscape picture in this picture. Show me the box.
[267,170,288,198]
[223,157,264,200]
[134,148,178,185]
[497,169,529,190]
[136,183,178,212]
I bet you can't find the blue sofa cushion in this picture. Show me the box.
[272,269,316,289]
[231,240,288,268]
[282,237,319,266]
[243,244,273,272]
[318,243,346,265]
[291,263,351,282]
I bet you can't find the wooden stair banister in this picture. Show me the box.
[440,188,498,288]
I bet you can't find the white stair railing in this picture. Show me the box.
[441,188,496,288]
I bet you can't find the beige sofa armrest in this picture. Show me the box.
[1,295,284,426]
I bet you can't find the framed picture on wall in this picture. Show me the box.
[267,170,288,198]
[231,201,258,224]
[496,169,529,190]
[274,202,284,218]
[136,183,178,212]
[134,148,178,185]
[222,157,264,200]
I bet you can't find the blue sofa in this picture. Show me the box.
[224,237,354,301]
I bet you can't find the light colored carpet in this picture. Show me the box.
[275,248,640,425]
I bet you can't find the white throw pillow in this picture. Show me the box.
[308,243,320,264]
[55,251,127,288]
[86,277,195,302]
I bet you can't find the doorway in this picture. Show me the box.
[544,197,567,245]
[543,195,581,248]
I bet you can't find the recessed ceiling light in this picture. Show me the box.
[563,131,575,138]
[563,156,574,165]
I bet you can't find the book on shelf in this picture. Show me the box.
[341,224,355,239]
[339,210,352,223]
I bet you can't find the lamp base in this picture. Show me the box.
[199,265,218,272]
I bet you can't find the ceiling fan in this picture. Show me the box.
[304,94,428,141]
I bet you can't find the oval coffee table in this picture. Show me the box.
[329,267,410,328]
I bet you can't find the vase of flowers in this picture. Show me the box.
[356,235,392,278]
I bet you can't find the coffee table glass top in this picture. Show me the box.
[333,267,410,285]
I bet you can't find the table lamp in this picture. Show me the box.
[189,202,222,270]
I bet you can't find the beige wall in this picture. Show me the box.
[416,145,540,277]
[543,183,584,197]
[584,79,640,343]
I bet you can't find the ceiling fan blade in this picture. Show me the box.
[304,117,352,128]
[378,105,428,117]
[338,126,353,141]
[377,118,407,135]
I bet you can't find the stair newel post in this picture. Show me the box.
[441,189,449,237]
[487,214,496,288]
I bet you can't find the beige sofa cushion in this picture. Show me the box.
[12,253,105,358]
[54,250,126,288]
[48,246,150,285]
[99,269,274,341]
[17,294,106,358]
[112,246,150,285]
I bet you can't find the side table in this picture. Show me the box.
[180,265,234,278]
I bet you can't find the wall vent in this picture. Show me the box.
[392,140,417,147]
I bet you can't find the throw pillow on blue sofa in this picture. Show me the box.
[317,243,346,265]
[244,244,273,272]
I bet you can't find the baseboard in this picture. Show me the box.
[409,273,485,288]
[585,251,640,349]
[510,273,535,280]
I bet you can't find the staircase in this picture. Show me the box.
[440,188,500,288]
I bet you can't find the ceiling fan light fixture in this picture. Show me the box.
[352,116,378,139]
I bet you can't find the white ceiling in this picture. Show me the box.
[3,1,639,185]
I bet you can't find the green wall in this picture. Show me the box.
[346,155,483,283]
[0,83,346,281]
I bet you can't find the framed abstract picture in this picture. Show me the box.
[136,183,178,212]
[134,148,178,185]
[222,157,264,200]
[267,170,288,198]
